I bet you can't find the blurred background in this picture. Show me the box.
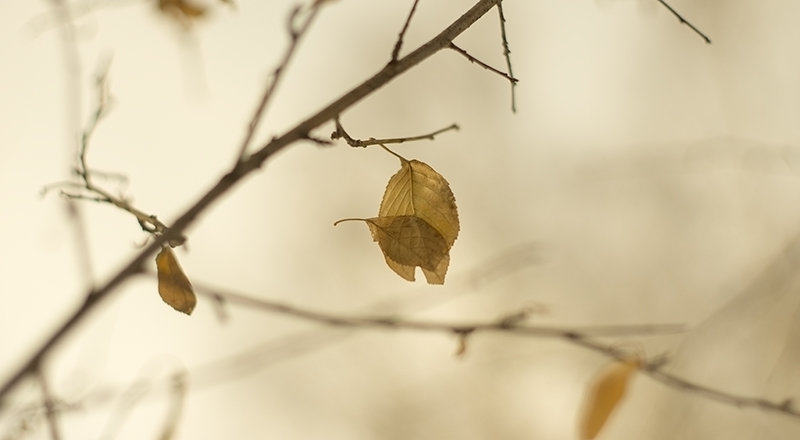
[2,0,800,438]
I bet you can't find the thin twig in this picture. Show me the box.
[655,0,711,44]
[332,117,459,148]
[496,1,516,112]
[183,284,800,420]
[193,283,685,338]
[36,368,62,440]
[0,0,504,404]
[390,0,421,62]
[42,59,186,248]
[448,43,518,83]
[233,4,321,162]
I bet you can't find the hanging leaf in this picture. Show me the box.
[366,215,449,272]
[579,357,640,440]
[380,158,459,248]
[336,150,459,284]
[155,246,197,315]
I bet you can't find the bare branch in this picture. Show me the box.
[390,0,421,62]
[448,42,518,84]
[233,4,321,162]
[192,282,684,338]
[0,0,505,403]
[186,283,800,421]
[332,117,459,148]
[655,0,712,44]
[496,1,517,112]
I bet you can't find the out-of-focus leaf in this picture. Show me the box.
[579,358,640,439]
[157,0,207,27]
[156,247,196,315]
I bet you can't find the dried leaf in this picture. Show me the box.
[579,358,640,440]
[380,159,459,247]
[156,247,196,315]
[376,157,459,284]
[367,215,448,271]
[336,152,459,284]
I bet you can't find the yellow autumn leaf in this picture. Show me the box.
[579,358,640,440]
[156,246,197,315]
[336,151,459,284]
[376,156,459,284]
[380,158,459,248]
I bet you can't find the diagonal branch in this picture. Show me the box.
[655,0,711,44]
[0,0,504,403]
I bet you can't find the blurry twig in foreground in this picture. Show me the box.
[188,284,800,421]
[655,0,711,44]
[35,369,61,440]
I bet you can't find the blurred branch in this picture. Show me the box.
[331,117,459,148]
[192,282,685,338]
[191,283,800,421]
[567,335,800,419]
[0,0,505,403]
[655,0,711,44]
[390,0,420,62]
[35,368,61,440]
[233,4,320,162]
[48,0,96,288]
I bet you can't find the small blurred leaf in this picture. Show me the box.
[579,358,640,440]
[157,0,207,27]
[156,247,196,315]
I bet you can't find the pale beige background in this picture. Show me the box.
[2,0,800,439]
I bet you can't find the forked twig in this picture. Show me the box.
[331,117,459,148]
[655,0,711,44]
[448,42,518,84]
